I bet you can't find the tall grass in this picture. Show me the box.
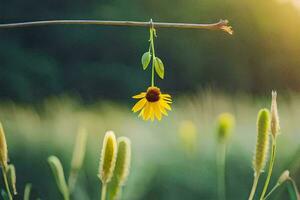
[0,92,299,199]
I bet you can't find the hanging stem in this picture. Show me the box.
[101,183,107,200]
[260,137,277,200]
[248,173,260,200]
[1,165,13,200]
[149,25,156,87]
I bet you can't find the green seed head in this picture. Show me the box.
[114,137,131,185]
[98,131,118,184]
[0,122,8,170]
[71,127,88,171]
[270,91,280,138]
[217,113,235,143]
[253,109,270,174]
[179,120,197,154]
[108,137,131,200]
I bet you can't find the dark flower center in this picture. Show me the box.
[146,87,160,102]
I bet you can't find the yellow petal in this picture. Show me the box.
[148,104,154,121]
[159,104,168,116]
[132,92,146,99]
[163,98,172,104]
[132,98,146,113]
[153,103,162,120]
[143,103,152,121]
[161,100,172,111]
[161,94,171,98]
[151,112,155,121]
[138,109,144,118]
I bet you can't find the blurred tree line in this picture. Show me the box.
[1,0,300,103]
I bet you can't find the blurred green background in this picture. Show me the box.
[0,0,300,199]
[1,0,300,103]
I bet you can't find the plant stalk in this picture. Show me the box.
[217,142,226,200]
[260,137,277,200]
[289,179,300,199]
[1,166,13,200]
[248,173,260,200]
[68,169,79,193]
[101,183,107,200]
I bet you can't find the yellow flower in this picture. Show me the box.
[132,86,172,121]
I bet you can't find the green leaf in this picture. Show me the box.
[154,57,164,79]
[48,156,69,200]
[141,52,151,70]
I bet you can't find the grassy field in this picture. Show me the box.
[0,91,299,200]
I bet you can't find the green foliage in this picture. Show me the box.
[2,0,300,103]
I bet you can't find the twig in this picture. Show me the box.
[0,19,233,34]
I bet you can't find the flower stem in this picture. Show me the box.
[260,137,277,200]
[1,165,13,200]
[217,142,226,200]
[149,26,156,87]
[248,173,260,200]
[101,183,107,200]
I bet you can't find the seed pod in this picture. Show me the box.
[114,137,131,185]
[109,137,132,200]
[0,123,8,170]
[217,113,235,142]
[270,91,280,138]
[98,131,117,184]
[278,170,290,184]
[253,109,270,174]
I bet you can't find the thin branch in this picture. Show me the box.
[0,19,233,34]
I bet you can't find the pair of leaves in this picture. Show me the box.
[141,52,165,79]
